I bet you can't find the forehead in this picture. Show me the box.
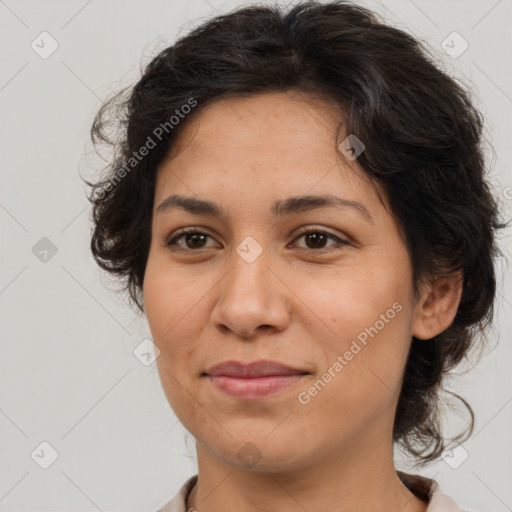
[154,91,384,216]
[164,90,342,160]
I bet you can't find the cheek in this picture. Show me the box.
[143,255,204,342]
[292,308,412,448]
[143,261,197,404]
[299,258,408,334]
[294,264,412,413]
[144,267,200,423]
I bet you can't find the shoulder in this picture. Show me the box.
[157,473,473,512]
[155,475,198,512]
[398,471,471,512]
[428,480,472,512]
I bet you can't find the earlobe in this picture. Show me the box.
[412,271,463,340]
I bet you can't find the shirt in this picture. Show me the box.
[156,471,469,512]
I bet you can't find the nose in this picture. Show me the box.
[210,244,291,339]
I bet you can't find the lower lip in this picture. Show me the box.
[207,374,306,399]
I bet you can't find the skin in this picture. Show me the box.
[143,90,462,512]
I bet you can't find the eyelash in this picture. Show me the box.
[164,226,349,255]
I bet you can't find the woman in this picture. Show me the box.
[86,1,505,510]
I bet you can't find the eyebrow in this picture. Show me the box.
[156,193,373,223]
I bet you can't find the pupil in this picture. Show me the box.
[187,233,206,248]
[184,233,327,250]
[307,233,326,248]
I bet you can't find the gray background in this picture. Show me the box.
[0,0,511,510]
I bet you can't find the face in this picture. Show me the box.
[143,90,423,472]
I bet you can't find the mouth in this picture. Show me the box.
[202,360,310,400]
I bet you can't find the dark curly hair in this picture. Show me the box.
[84,0,507,465]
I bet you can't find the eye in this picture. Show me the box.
[164,226,349,254]
[165,228,217,251]
[290,227,349,254]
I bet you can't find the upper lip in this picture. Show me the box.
[204,360,309,378]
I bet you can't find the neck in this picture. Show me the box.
[186,436,428,512]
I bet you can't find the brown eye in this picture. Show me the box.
[304,232,329,249]
[166,230,217,251]
[292,229,348,254]
[182,233,208,249]
[165,227,348,254]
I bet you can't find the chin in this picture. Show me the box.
[202,431,311,473]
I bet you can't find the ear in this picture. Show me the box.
[412,271,463,340]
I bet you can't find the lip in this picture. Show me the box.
[204,360,308,378]
[203,360,309,400]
